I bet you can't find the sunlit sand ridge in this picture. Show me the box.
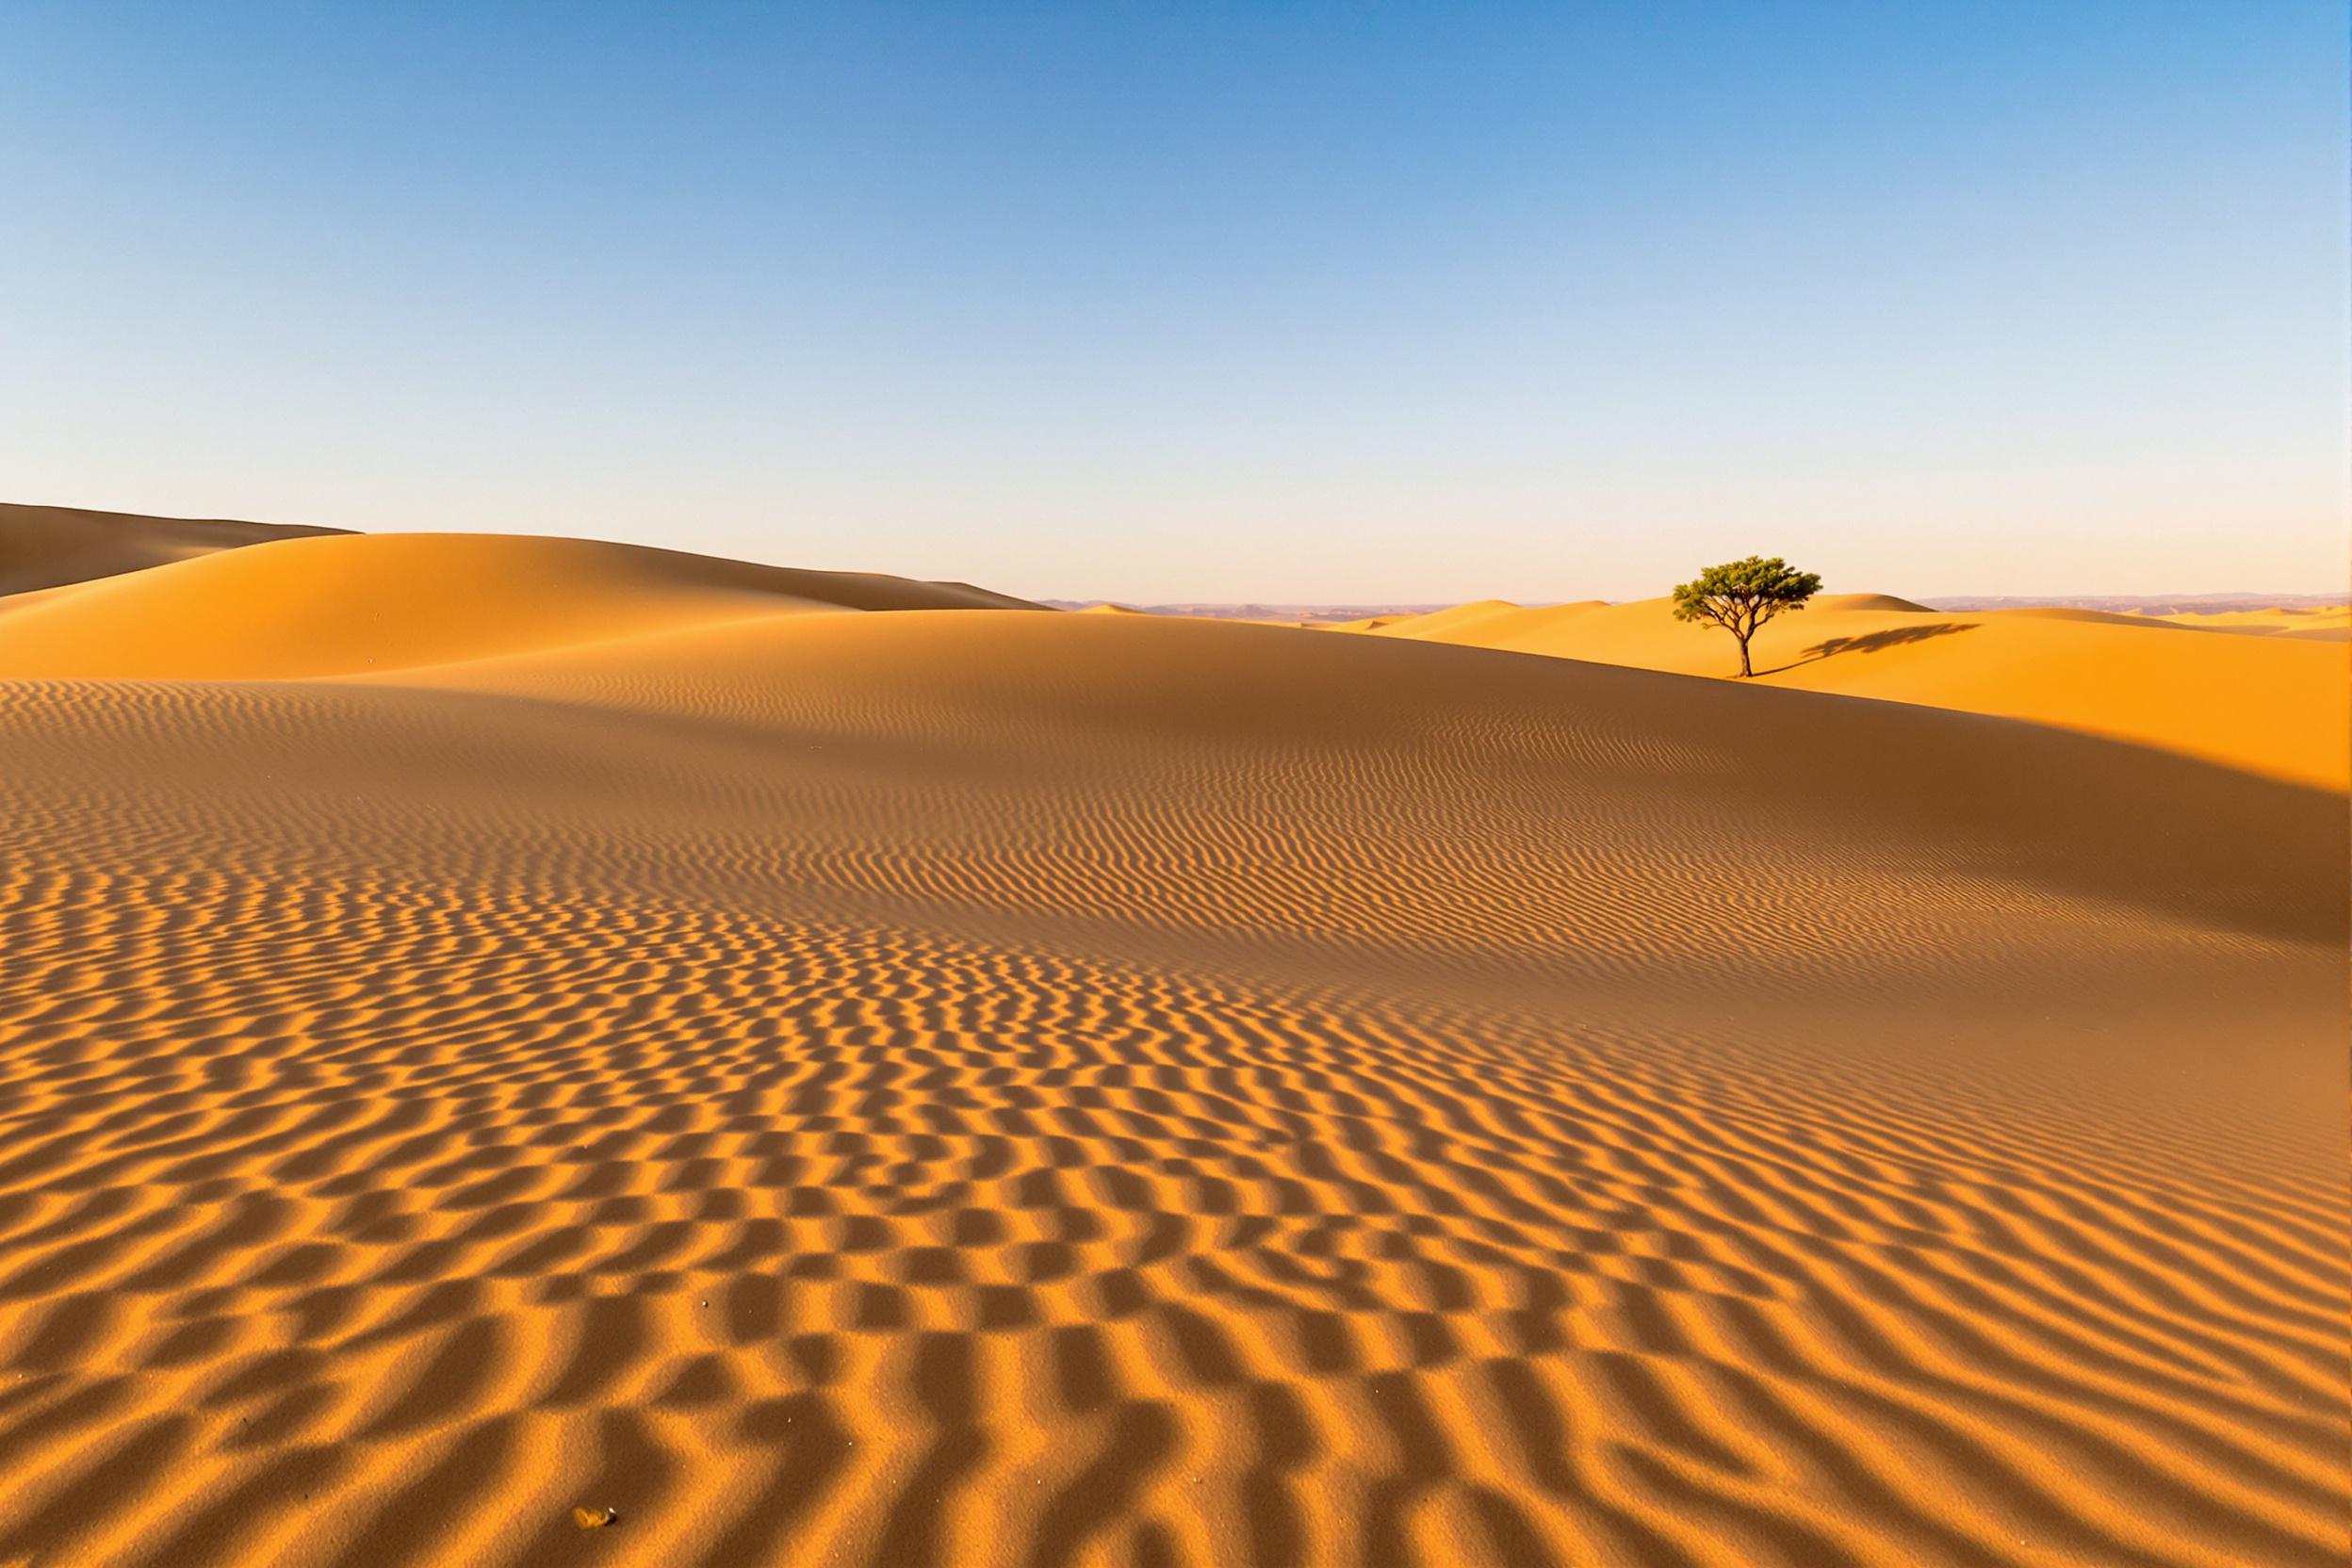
[2156,605,2351,641]
[0,517,2342,1567]
[1353,592,2349,790]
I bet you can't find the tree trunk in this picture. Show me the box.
[1736,632,1754,678]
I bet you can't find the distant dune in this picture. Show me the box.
[1043,599,1454,626]
[0,499,347,596]
[1805,591,1934,613]
[0,530,1038,679]
[2160,604,2352,642]
[0,509,2342,1568]
[1354,593,2348,791]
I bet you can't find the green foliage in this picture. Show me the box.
[1670,556,1823,676]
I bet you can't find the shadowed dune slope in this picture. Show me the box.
[0,606,2342,1568]
[1356,595,2349,790]
[0,531,1041,679]
[0,501,348,596]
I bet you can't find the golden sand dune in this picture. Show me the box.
[1991,606,2195,629]
[2161,606,2352,642]
[0,531,1038,679]
[1361,595,2349,791]
[0,557,2342,1568]
[1798,593,1934,614]
[0,501,347,597]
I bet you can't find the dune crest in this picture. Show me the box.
[0,530,1040,680]
[1805,591,1933,613]
[0,500,347,596]
[2162,605,2352,641]
[1351,593,2347,789]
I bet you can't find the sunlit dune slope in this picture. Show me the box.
[1992,606,2195,629]
[0,500,348,596]
[2162,605,2352,642]
[0,530,1041,679]
[1801,592,1934,613]
[1375,596,1526,638]
[1361,594,2348,789]
[0,601,2341,1568]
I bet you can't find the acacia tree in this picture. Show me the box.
[1671,556,1823,678]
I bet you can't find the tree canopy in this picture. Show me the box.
[1671,556,1823,677]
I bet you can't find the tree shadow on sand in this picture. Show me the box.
[1759,621,1977,675]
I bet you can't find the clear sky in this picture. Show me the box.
[3,2,2343,601]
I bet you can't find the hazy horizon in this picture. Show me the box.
[4,3,2343,601]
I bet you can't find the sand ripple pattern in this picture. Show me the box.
[0,612,2341,1567]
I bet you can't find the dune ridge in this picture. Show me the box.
[0,501,349,597]
[1353,593,2348,790]
[2160,605,2352,642]
[0,545,2342,1568]
[0,531,1040,680]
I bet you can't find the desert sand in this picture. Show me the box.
[0,502,347,598]
[2156,605,2352,641]
[1349,594,2349,791]
[0,511,2343,1567]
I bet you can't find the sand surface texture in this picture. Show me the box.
[0,522,2343,1567]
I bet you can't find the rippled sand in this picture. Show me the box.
[0,520,2342,1566]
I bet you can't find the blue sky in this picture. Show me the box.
[2,2,2342,600]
